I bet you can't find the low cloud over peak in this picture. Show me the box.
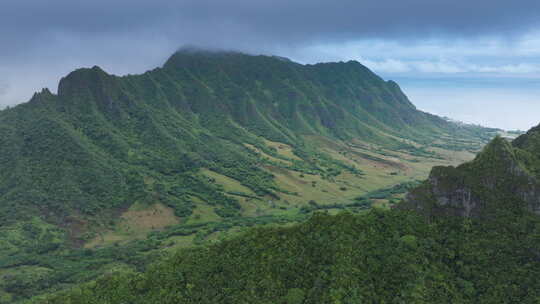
[1,0,540,129]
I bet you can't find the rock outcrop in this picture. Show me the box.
[402,130,540,218]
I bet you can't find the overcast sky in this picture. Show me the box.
[2,0,540,130]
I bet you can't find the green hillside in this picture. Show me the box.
[35,209,540,303]
[403,124,540,218]
[32,123,540,304]
[0,50,498,302]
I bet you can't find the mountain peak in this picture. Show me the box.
[58,66,109,97]
[473,135,517,165]
[28,87,55,104]
[163,48,298,72]
[164,48,249,68]
[513,123,540,153]
[174,46,246,55]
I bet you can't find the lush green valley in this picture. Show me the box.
[31,122,540,304]
[0,50,501,303]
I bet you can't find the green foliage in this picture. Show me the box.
[0,236,164,303]
[404,131,540,218]
[356,181,420,200]
[0,218,63,254]
[0,50,498,302]
[36,210,540,303]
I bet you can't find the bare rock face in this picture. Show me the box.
[402,134,540,218]
[402,166,481,218]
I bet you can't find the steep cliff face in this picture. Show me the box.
[403,129,540,218]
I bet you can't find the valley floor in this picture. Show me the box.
[0,134,494,303]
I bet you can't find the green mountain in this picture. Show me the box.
[403,125,540,218]
[34,126,540,304]
[0,50,493,225]
[0,50,498,302]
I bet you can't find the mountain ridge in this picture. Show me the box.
[0,49,498,234]
[0,50,499,230]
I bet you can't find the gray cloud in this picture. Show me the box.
[1,0,540,130]
[0,82,7,96]
[3,0,540,57]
